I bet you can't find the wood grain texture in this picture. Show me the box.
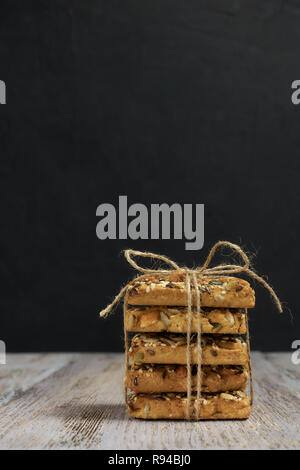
[0,352,299,449]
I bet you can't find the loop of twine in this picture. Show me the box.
[100,241,283,420]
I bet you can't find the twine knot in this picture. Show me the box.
[100,241,282,318]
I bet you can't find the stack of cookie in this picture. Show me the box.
[124,274,255,420]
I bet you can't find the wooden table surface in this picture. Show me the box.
[0,352,299,450]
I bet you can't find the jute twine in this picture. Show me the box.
[99,241,282,420]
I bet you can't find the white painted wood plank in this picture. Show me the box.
[0,352,299,450]
[0,353,77,406]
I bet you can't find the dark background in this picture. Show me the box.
[1,0,300,352]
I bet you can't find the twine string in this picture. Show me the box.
[185,274,192,419]
[245,309,254,405]
[192,271,202,420]
[123,292,129,404]
[100,241,283,419]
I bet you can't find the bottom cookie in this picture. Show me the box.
[127,391,251,420]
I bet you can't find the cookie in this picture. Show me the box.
[128,333,248,366]
[126,275,255,308]
[126,364,248,393]
[127,390,251,419]
[125,306,246,334]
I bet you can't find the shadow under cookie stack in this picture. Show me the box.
[124,273,255,420]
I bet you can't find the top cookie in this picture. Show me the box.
[126,275,255,308]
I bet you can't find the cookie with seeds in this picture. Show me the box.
[125,306,246,334]
[126,276,255,308]
[126,364,248,393]
[128,333,248,366]
[127,391,251,420]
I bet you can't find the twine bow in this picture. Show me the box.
[99,241,282,420]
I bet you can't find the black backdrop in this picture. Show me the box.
[1,0,300,352]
